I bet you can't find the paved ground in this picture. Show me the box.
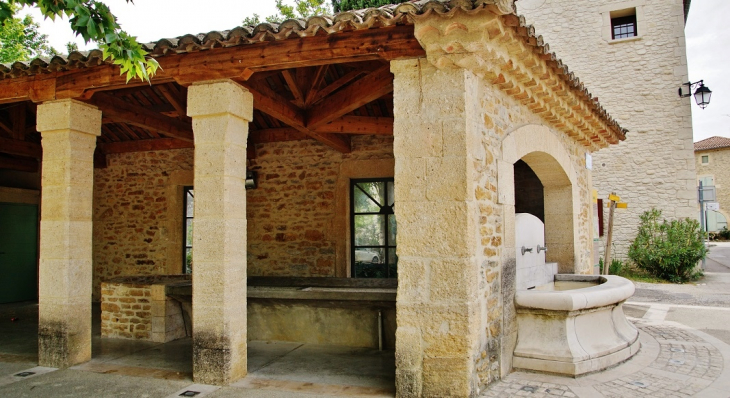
[1,245,729,397]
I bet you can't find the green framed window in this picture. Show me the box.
[183,187,194,274]
[350,179,397,278]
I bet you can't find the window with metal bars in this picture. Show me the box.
[183,187,194,274]
[611,14,637,39]
[350,179,397,278]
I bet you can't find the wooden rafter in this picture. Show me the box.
[156,83,190,121]
[241,81,351,153]
[281,69,305,108]
[0,154,37,172]
[0,136,41,158]
[317,116,393,135]
[306,65,393,130]
[88,92,194,142]
[306,70,363,106]
[304,65,329,106]
[99,138,193,154]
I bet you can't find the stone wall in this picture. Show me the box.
[92,149,194,300]
[392,57,596,396]
[247,135,394,278]
[92,136,394,300]
[695,148,730,223]
[518,0,697,259]
[101,275,190,342]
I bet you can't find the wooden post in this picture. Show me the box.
[603,193,617,275]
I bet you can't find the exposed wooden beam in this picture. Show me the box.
[249,128,309,144]
[88,93,194,142]
[0,154,37,172]
[0,136,41,158]
[304,65,329,106]
[99,138,194,154]
[317,116,393,135]
[156,83,190,121]
[306,66,393,130]
[281,69,305,108]
[0,25,424,104]
[306,70,363,106]
[8,102,26,140]
[242,82,351,153]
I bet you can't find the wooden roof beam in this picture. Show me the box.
[99,138,193,154]
[306,66,393,130]
[242,81,351,153]
[88,92,194,142]
[317,116,393,135]
[0,136,41,158]
[0,154,37,172]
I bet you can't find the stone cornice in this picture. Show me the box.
[413,7,626,150]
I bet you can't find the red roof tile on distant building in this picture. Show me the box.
[694,136,730,151]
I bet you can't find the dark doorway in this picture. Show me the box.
[514,160,544,222]
[0,203,38,303]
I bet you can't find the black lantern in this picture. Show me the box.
[679,80,712,109]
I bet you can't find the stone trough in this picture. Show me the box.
[513,274,640,376]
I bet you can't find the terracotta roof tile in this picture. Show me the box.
[694,136,730,151]
[0,0,625,138]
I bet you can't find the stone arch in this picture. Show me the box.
[499,124,580,274]
[497,124,583,376]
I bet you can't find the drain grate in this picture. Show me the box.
[14,372,35,377]
[669,359,685,365]
[629,380,649,388]
[179,391,200,397]
[520,385,538,393]
[669,348,685,353]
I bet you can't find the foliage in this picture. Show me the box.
[243,0,331,25]
[332,0,410,12]
[709,226,730,241]
[0,0,158,82]
[597,257,625,275]
[0,5,56,62]
[628,209,706,283]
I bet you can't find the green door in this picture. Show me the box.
[0,203,38,303]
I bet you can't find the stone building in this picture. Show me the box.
[518,0,697,258]
[694,136,730,232]
[0,1,626,396]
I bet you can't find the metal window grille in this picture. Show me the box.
[183,187,194,274]
[612,15,637,39]
[350,178,397,278]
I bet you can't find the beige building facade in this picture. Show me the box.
[0,1,628,396]
[695,136,730,232]
[519,0,697,259]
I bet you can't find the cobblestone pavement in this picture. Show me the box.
[480,315,730,398]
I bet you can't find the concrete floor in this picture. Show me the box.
[0,301,395,397]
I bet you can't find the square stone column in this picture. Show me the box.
[36,99,101,368]
[187,80,252,385]
[392,59,490,397]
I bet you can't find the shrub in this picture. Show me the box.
[628,209,706,283]
[718,226,730,240]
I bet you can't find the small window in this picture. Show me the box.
[702,155,709,165]
[611,9,637,40]
[351,179,397,278]
[183,187,194,274]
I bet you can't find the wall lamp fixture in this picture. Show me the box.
[679,80,712,109]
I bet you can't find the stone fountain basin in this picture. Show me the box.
[513,274,639,376]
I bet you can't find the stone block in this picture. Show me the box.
[187,80,253,121]
[37,100,101,136]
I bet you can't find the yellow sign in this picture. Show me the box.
[592,190,598,203]
[608,194,621,202]
[616,203,628,209]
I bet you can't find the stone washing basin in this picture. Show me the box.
[513,274,639,376]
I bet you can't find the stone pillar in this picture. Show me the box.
[392,59,486,397]
[187,80,252,385]
[36,100,101,368]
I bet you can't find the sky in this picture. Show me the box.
[18,0,730,143]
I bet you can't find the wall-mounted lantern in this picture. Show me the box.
[245,171,257,189]
[679,80,712,109]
